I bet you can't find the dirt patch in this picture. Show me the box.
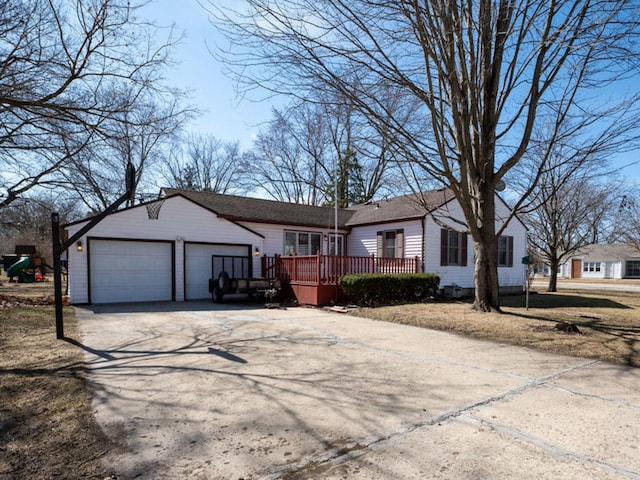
[0,282,120,479]
[0,294,55,308]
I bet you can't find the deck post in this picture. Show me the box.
[293,253,297,282]
[370,253,375,273]
[316,252,321,285]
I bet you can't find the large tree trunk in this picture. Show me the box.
[547,258,559,292]
[473,235,501,312]
[470,187,501,312]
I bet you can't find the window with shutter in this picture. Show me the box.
[441,229,468,266]
[378,229,404,258]
[497,236,514,267]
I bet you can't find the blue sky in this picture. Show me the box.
[143,0,639,182]
[143,0,276,148]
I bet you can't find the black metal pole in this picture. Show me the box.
[51,213,64,339]
[51,191,131,340]
[51,162,135,340]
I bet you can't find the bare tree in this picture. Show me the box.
[0,0,181,209]
[250,96,408,205]
[0,195,81,261]
[615,193,640,252]
[212,0,640,311]
[524,173,620,292]
[249,109,319,203]
[160,134,248,194]
[61,91,189,212]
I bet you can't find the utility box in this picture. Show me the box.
[444,283,463,298]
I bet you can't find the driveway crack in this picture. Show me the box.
[262,359,600,479]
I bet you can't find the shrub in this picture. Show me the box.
[339,273,440,305]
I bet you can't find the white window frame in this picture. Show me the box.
[284,230,322,256]
[583,261,601,273]
[327,233,345,256]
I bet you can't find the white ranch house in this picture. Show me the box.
[558,243,640,279]
[64,188,528,304]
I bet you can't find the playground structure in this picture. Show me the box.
[2,246,51,283]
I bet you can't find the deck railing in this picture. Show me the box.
[262,253,420,285]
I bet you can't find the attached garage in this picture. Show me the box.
[89,238,174,304]
[65,194,265,304]
[184,242,251,300]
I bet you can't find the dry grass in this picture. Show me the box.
[353,290,640,367]
[0,281,115,480]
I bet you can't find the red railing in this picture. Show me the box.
[262,254,420,285]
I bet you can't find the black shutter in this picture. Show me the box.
[461,233,468,266]
[507,236,513,267]
[440,229,448,266]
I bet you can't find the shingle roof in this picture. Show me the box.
[575,243,640,261]
[161,188,352,228]
[345,189,455,226]
[161,188,455,229]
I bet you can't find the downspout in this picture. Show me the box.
[421,216,426,272]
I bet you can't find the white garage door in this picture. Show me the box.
[185,243,250,300]
[90,239,173,304]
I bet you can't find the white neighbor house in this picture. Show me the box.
[558,243,640,279]
[64,188,528,304]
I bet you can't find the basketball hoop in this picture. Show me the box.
[145,199,165,220]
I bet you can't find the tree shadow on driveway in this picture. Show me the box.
[65,310,504,480]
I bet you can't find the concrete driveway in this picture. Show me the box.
[75,301,640,480]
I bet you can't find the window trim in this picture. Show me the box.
[625,260,640,278]
[284,230,322,256]
[440,229,468,266]
[497,235,514,267]
[583,261,601,273]
[327,233,345,256]
[376,229,404,258]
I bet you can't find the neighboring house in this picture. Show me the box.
[64,188,527,304]
[559,243,640,279]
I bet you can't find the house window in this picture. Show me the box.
[497,236,514,267]
[625,260,640,278]
[583,262,601,273]
[284,231,322,255]
[384,231,397,258]
[376,229,404,258]
[440,229,468,266]
[328,234,345,256]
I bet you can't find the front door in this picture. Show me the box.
[571,259,582,279]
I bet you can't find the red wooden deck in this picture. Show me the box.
[262,254,421,305]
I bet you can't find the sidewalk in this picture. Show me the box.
[532,278,640,293]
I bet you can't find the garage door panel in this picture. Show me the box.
[90,240,173,304]
[185,243,250,300]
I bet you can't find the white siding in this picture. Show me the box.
[66,196,262,303]
[424,196,528,289]
[241,222,349,275]
[348,220,423,259]
[184,243,251,300]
